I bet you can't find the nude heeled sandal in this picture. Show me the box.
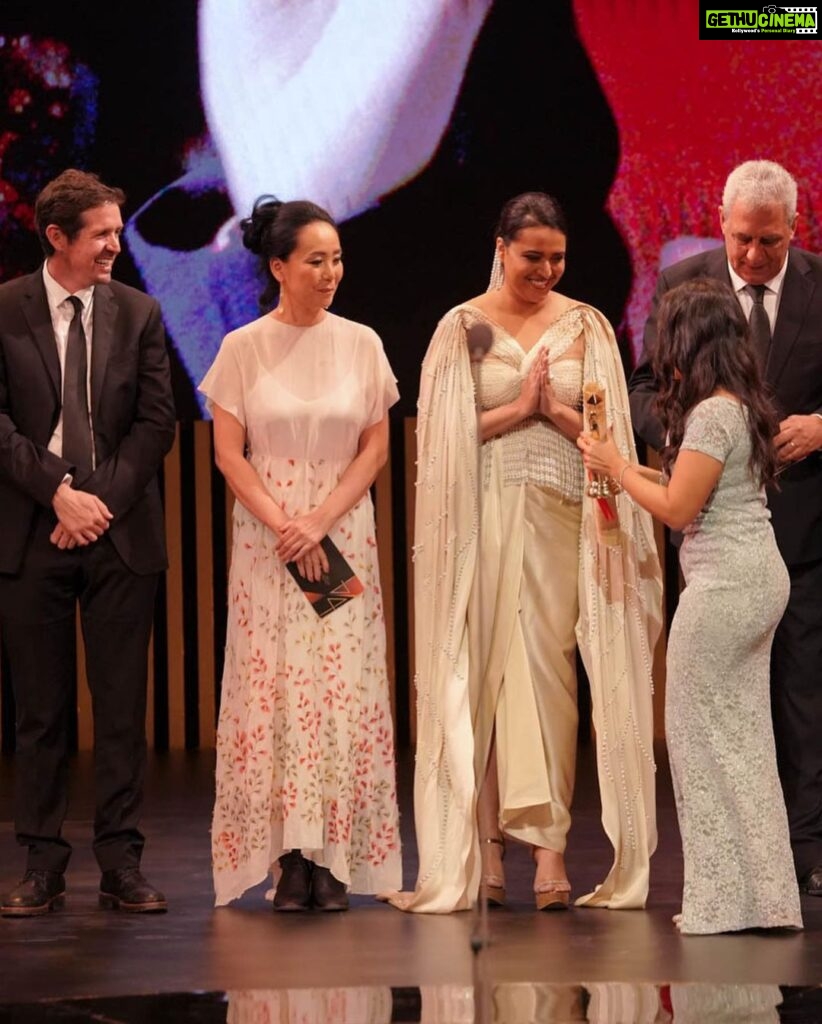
[479,836,506,907]
[534,879,571,911]
[533,847,571,911]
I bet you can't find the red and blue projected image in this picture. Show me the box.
[2,1,820,418]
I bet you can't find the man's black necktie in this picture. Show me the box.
[62,295,93,479]
[744,284,771,367]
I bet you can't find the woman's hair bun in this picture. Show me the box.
[240,194,283,255]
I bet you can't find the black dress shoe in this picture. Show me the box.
[800,866,822,897]
[1,870,65,917]
[311,866,349,912]
[272,850,312,912]
[99,868,167,913]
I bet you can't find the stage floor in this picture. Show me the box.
[0,745,820,1022]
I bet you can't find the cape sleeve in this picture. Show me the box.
[575,305,664,909]
[381,306,482,912]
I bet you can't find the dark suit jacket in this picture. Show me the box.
[629,245,822,566]
[0,269,176,575]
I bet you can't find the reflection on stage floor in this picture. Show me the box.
[2,984,822,1023]
[0,747,819,1022]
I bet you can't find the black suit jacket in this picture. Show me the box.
[629,245,822,566]
[0,269,176,575]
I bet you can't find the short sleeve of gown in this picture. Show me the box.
[680,398,738,464]
[361,326,399,427]
[198,332,246,427]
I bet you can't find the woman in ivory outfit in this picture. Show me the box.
[386,193,663,913]
[200,198,401,912]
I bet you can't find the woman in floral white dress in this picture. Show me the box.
[200,197,401,911]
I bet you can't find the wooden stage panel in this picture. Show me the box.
[0,748,819,1004]
[0,418,673,752]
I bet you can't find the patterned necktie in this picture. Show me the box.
[62,295,93,479]
[744,284,771,367]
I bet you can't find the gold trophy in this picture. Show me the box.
[583,383,620,545]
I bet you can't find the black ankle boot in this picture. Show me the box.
[272,850,312,912]
[311,865,349,911]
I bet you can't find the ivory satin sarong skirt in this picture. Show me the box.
[472,472,582,853]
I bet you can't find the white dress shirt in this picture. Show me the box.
[43,262,95,465]
[727,254,789,335]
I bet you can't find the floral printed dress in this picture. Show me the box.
[200,312,402,905]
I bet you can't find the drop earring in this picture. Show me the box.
[487,250,504,291]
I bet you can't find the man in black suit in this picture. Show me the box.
[0,170,176,915]
[629,159,822,897]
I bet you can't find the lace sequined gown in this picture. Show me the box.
[666,396,801,933]
[200,312,402,905]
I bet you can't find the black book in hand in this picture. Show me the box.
[286,536,364,618]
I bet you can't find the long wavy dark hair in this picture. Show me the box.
[652,278,780,487]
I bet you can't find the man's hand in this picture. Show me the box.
[774,414,822,463]
[49,523,78,550]
[52,482,113,546]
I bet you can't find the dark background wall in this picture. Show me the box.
[1,0,820,748]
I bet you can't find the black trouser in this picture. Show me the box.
[0,513,158,873]
[771,555,822,881]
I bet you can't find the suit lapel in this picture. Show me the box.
[91,284,116,419]
[20,272,61,401]
[705,247,732,284]
[767,251,813,386]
